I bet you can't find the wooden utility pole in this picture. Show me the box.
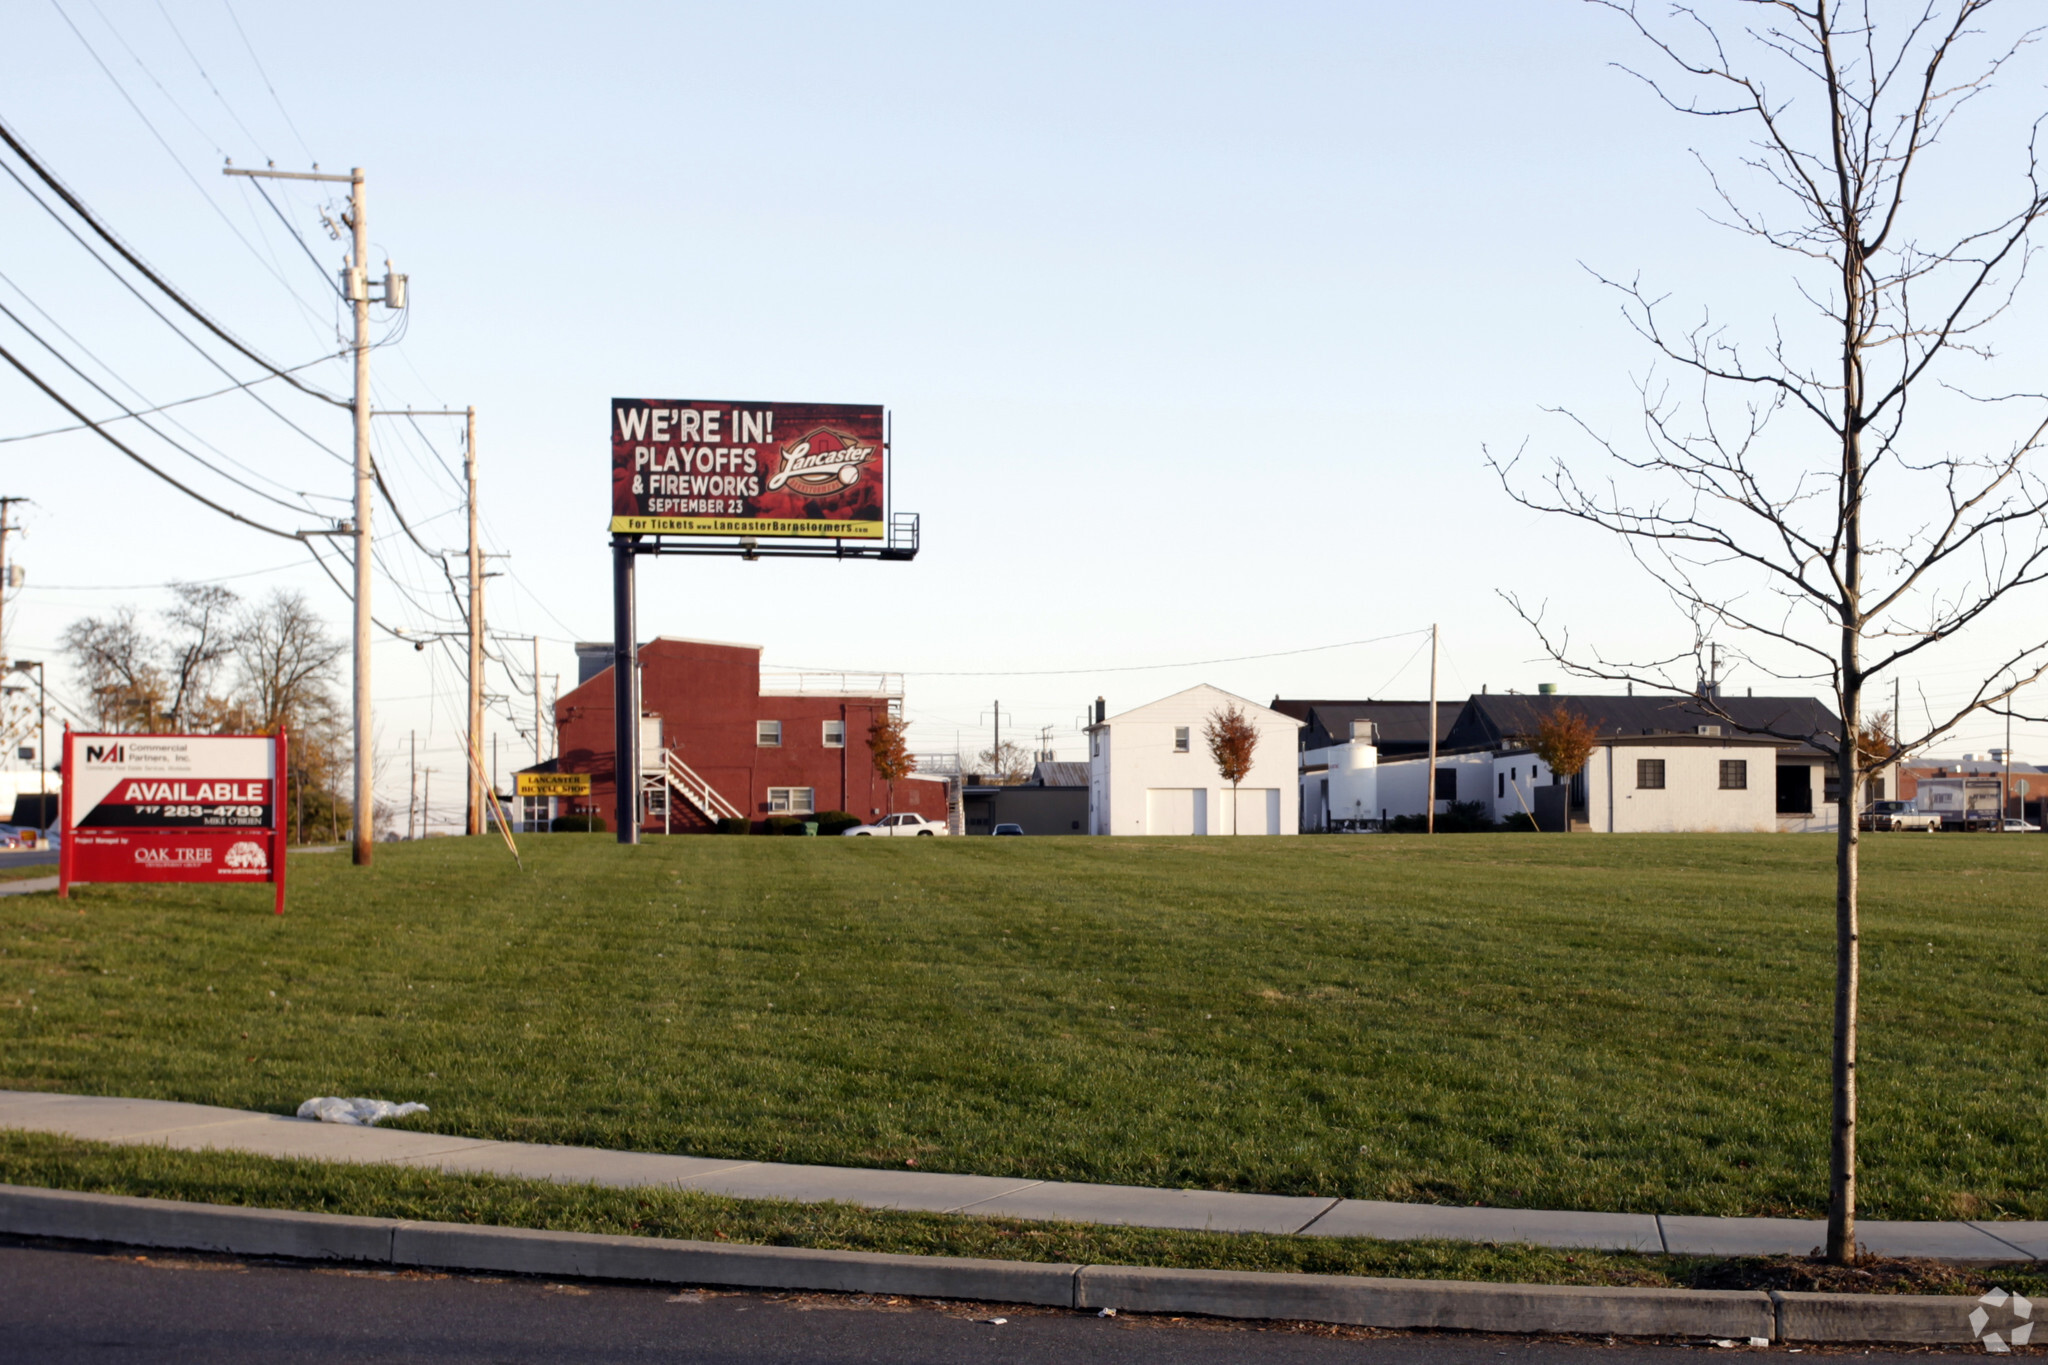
[408,730,417,841]
[466,406,483,835]
[1425,623,1439,835]
[228,165,379,863]
[0,496,23,667]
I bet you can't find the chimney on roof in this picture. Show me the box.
[1538,683,1556,695]
[1094,696,1105,725]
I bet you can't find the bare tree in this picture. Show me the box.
[973,739,1033,784]
[234,590,344,732]
[1493,1,2048,1262]
[1203,702,1259,834]
[60,607,165,731]
[160,583,241,730]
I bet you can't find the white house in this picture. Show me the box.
[1088,685,1302,836]
[1372,735,1794,832]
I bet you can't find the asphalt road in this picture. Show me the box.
[0,1239,1966,1365]
[0,847,56,869]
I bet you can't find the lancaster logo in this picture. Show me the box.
[767,428,875,495]
[85,743,126,764]
[135,846,211,865]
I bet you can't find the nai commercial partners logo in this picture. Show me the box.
[1971,1288,2033,1353]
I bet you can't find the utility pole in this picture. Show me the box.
[535,639,543,765]
[226,164,405,864]
[0,496,25,668]
[2005,710,2014,832]
[408,730,417,841]
[1426,624,1439,835]
[466,407,482,834]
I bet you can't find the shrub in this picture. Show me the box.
[713,817,752,835]
[1498,811,1541,833]
[549,814,605,833]
[815,810,862,837]
[760,816,807,836]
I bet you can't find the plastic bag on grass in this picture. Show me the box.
[296,1096,430,1126]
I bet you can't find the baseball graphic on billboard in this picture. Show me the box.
[610,399,886,539]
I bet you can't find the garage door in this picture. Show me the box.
[1225,787,1280,835]
[1144,788,1208,836]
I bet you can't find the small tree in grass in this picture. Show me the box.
[1530,704,1598,832]
[1203,702,1259,835]
[867,709,916,814]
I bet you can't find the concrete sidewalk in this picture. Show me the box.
[2,1090,2039,1260]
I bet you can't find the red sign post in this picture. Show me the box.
[58,729,288,915]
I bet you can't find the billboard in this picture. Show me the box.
[58,731,287,914]
[610,399,885,539]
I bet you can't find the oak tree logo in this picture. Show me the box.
[224,841,268,871]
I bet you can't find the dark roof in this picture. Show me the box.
[1032,761,1089,788]
[1270,699,1451,755]
[1446,693,1842,755]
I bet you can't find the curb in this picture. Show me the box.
[0,1184,1990,1342]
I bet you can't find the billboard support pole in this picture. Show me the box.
[275,728,288,916]
[612,534,640,844]
[57,725,73,899]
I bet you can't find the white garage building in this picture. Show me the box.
[1087,685,1302,836]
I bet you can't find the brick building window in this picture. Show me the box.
[767,787,814,813]
[756,720,781,747]
[1637,759,1665,790]
[823,720,845,748]
[1720,760,1748,790]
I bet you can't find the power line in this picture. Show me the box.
[0,111,347,409]
[219,0,314,165]
[0,152,352,465]
[44,0,328,319]
[0,354,336,445]
[0,288,324,513]
[779,628,1437,679]
[0,338,304,541]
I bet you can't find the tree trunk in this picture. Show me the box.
[1828,197,1867,1265]
[1829,676,1861,1263]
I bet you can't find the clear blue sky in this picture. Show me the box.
[5,2,2046,824]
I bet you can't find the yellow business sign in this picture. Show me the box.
[516,773,591,797]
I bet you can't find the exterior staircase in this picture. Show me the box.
[654,749,745,824]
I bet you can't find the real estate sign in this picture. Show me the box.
[610,399,886,539]
[58,730,287,914]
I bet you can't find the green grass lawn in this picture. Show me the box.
[3,833,2044,1221]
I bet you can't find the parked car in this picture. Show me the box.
[2001,819,2042,833]
[842,813,947,837]
[1859,800,1941,832]
[992,822,1025,837]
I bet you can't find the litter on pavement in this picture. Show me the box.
[295,1097,430,1126]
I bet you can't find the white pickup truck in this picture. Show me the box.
[1860,800,1941,832]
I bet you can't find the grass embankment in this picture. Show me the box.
[6,1130,2034,1296]
[2,834,2044,1220]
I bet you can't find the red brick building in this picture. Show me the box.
[551,637,947,834]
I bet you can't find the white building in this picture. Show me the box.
[1088,685,1302,836]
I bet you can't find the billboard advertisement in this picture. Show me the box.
[610,399,886,539]
[58,731,287,914]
